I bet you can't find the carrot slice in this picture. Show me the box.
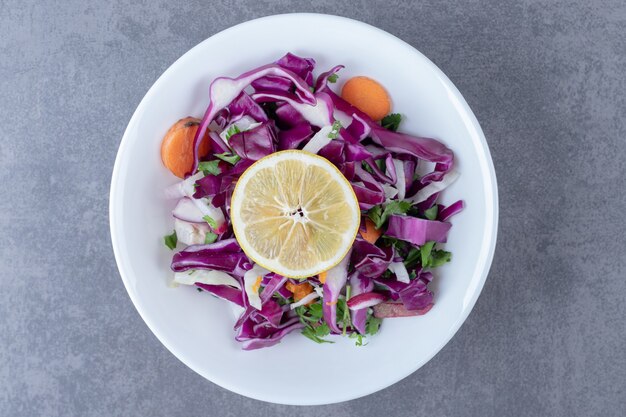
[161,117,211,178]
[285,281,314,302]
[251,276,262,293]
[341,76,391,121]
[359,218,383,244]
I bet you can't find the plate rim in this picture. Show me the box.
[109,12,499,405]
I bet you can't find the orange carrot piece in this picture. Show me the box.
[341,76,391,121]
[318,271,327,284]
[251,276,262,293]
[359,218,383,244]
[161,117,211,178]
[285,281,314,302]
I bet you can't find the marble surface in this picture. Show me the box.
[1,1,625,415]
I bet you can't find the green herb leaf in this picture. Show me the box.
[335,298,352,334]
[273,294,291,306]
[163,231,177,250]
[295,305,313,323]
[362,161,376,175]
[328,120,342,139]
[362,159,386,175]
[315,323,331,338]
[381,113,402,132]
[343,285,352,336]
[366,316,382,336]
[296,301,336,344]
[295,302,324,324]
[424,205,439,221]
[301,324,334,344]
[197,160,221,176]
[214,152,241,165]
[202,215,217,229]
[380,236,409,253]
[380,200,412,226]
[403,242,452,269]
[367,200,412,229]
[367,205,383,228]
[308,303,324,321]
[350,332,367,346]
[420,241,436,268]
[224,125,241,141]
[204,232,218,244]
[327,73,339,83]
[429,250,452,268]
[335,298,346,322]
[404,247,421,268]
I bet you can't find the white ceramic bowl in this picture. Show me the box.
[110,13,498,405]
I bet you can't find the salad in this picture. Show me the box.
[161,53,463,350]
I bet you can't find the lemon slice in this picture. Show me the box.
[230,150,360,278]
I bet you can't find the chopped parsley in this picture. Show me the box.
[366,315,382,335]
[380,236,409,253]
[423,205,439,220]
[197,160,221,176]
[381,113,402,131]
[342,286,352,335]
[350,332,367,346]
[223,125,240,141]
[302,323,332,344]
[367,200,412,229]
[214,152,241,165]
[403,242,452,269]
[202,215,217,229]
[420,241,436,267]
[273,294,291,306]
[362,159,387,175]
[362,161,376,175]
[429,249,452,267]
[404,247,421,268]
[348,309,380,346]
[296,302,333,344]
[328,120,342,139]
[204,232,218,244]
[163,231,177,250]
[327,73,339,83]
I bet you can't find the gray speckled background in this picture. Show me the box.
[1,0,625,415]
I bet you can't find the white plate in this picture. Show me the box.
[110,13,498,405]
